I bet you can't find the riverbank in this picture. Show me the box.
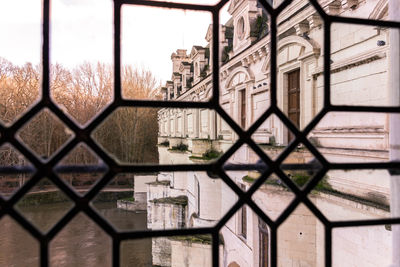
[16,190,133,207]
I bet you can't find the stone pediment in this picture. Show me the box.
[277,35,320,58]
[190,46,204,57]
[179,61,191,72]
[228,0,245,14]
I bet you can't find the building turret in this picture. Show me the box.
[171,49,190,74]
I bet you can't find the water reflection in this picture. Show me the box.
[0,216,39,267]
[1,202,151,267]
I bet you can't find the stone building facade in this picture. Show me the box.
[150,0,393,266]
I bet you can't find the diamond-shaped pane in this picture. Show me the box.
[0,143,35,199]
[55,143,107,196]
[17,108,74,161]
[92,171,236,232]
[0,215,39,267]
[0,0,42,127]
[280,144,323,190]
[50,212,111,266]
[224,144,269,190]
[252,174,296,221]
[15,178,74,234]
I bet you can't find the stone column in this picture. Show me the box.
[389,0,400,266]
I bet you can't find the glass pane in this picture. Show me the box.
[309,169,394,221]
[219,0,271,130]
[0,216,39,267]
[0,143,35,199]
[308,112,392,163]
[51,0,114,126]
[0,0,41,126]
[330,23,392,107]
[333,225,392,266]
[50,213,111,266]
[17,108,74,162]
[55,143,108,196]
[122,5,212,101]
[277,203,325,267]
[15,178,74,234]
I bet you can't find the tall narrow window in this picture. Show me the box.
[239,184,247,238]
[287,69,300,142]
[240,90,246,128]
[259,218,269,267]
[194,176,200,216]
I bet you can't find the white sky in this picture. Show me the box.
[0,0,230,83]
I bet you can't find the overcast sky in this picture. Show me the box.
[0,0,230,83]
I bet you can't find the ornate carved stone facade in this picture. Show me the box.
[153,0,392,266]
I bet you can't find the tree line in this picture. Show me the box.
[0,58,160,193]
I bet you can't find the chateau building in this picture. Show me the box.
[151,0,393,266]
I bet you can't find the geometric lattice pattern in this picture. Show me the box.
[1,0,400,266]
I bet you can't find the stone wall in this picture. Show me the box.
[152,237,172,267]
[170,240,214,267]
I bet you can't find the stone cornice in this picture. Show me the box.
[312,46,387,77]
[312,125,386,134]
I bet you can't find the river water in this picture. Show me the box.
[0,202,152,267]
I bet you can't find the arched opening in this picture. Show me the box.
[259,218,270,267]
[228,261,240,267]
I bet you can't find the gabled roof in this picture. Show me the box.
[179,62,191,72]
[228,0,245,14]
[191,45,205,57]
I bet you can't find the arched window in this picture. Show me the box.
[258,218,270,267]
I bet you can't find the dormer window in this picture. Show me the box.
[237,17,245,40]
